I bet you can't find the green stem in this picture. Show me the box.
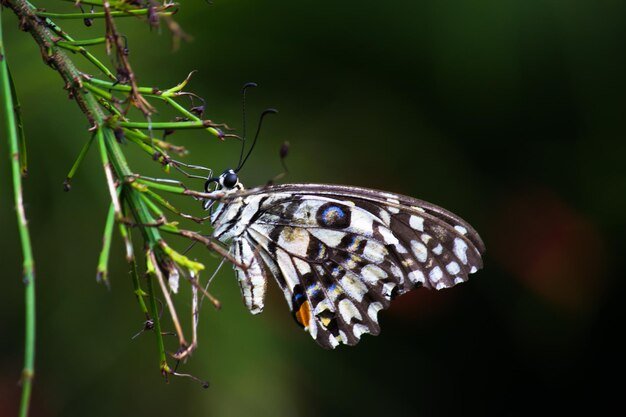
[85,77,224,138]
[6,68,28,174]
[136,189,165,219]
[57,37,106,46]
[1,10,36,417]
[119,220,149,313]
[161,95,198,115]
[58,0,180,9]
[22,2,116,81]
[123,129,166,157]
[35,8,174,19]
[117,120,214,130]
[64,132,95,191]
[97,201,117,286]
[136,178,187,194]
[137,185,186,215]
[145,253,170,375]
[82,79,117,101]
[103,129,164,246]
[56,43,115,79]
[86,76,167,95]
[59,0,129,6]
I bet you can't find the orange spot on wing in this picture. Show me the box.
[294,301,311,328]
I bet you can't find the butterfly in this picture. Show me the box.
[203,168,485,349]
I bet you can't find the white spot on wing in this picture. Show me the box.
[314,299,333,315]
[293,258,312,274]
[454,276,465,284]
[455,225,468,235]
[386,198,400,214]
[275,248,300,289]
[308,317,318,338]
[390,264,404,282]
[408,270,425,284]
[338,298,363,323]
[382,282,396,299]
[395,243,408,254]
[309,229,345,248]
[410,240,428,263]
[429,266,443,283]
[446,261,461,275]
[379,209,391,225]
[409,215,425,231]
[454,238,469,264]
[361,264,388,283]
[278,227,310,256]
[368,302,383,321]
[352,323,369,339]
[347,209,375,235]
[363,241,387,263]
[340,275,368,302]
[379,226,399,245]
[432,243,443,255]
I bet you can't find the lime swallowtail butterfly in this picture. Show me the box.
[203,169,485,348]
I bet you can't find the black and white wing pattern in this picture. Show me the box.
[208,179,485,349]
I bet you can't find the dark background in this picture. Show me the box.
[1,1,625,416]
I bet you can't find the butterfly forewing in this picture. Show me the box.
[209,183,485,348]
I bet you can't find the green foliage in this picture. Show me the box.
[2,1,231,413]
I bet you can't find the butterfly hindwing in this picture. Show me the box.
[211,184,485,348]
[242,196,389,347]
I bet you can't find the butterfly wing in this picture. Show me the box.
[212,184,485,348]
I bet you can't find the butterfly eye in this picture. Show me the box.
[222,171,239,188]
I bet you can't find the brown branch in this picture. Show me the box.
[147,250,188,353]
[103,1,155,116]
[2,0,104,126]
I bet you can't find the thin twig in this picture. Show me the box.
[103,1,154,115]
[176,229,246,269]
[0,11,36,417]
[147,250,188,353]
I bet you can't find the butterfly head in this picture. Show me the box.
[205,169,244,192]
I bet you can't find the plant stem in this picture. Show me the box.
[64,132,96,190]
[0,9,36,417]
[97,202,117,286]
[116,120,216,130]
[35,8,174,20]
[145,252,171,376]
[58,37,106,46]
[6,68,28,174]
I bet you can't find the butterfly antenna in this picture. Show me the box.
[237,108,278,172]
[237,82,258,170]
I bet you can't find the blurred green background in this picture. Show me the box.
[1,0,625,416]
